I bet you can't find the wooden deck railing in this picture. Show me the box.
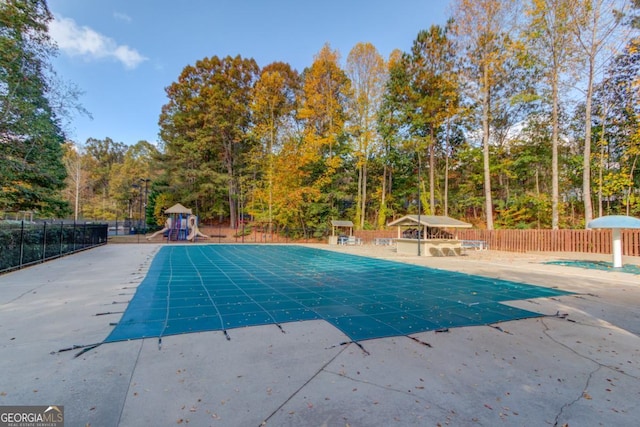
[354,228,640,256]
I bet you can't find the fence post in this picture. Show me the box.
[42,222,47,262]
[59,222,64,256]
[72,221,77,252]
[19,221,25,269]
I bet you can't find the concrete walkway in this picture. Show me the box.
[1,244,639,426]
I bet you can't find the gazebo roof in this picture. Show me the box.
[331,220,354,227]
[164,203,192,215]
[387,215,472,228]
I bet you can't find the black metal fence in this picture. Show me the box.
[0,221,108,274]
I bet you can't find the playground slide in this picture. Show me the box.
[187,216,209,241]
[146,218,172,240]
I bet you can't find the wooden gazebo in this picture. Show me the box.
[329,220,354,245]
[387,215,472,256]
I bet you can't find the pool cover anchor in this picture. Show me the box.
[57,342,103,358]
[488,324,512,335]
[406,335,432,347]
[95,311,124,316]
[325,340,370,356]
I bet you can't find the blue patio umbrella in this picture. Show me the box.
[587,215,640,268]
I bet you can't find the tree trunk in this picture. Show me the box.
[598,110,607,218]
[225,141,237,229]
[429,130,435,215]
[444,116,450,216]
[379,163,387,229]
[551,68,560,230]
[628,155,638,216]
[482,67,494,230]
[356,162,363,228]
[582,55,595,227]
[361,161,367,229]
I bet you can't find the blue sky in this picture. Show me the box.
[48,1,451,147]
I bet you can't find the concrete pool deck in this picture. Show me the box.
[1,243,639,426]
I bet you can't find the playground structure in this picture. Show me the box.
[146,203,208,242]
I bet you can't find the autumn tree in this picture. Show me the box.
[567,0,630,226]
[249,62,300,231]
[61,142,87,220]
[592,36,640,216]
[346,42,386,229]
[377,49,411,227]
[297,44,352,228]
[83,137,126,198]
[452,0,520,229]
[159,55,259,227]
[109,141,160,223]
[403,23,459,216]
[524,0,579,229]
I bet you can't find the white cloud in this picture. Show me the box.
[113,12,132,23]
[49,15,147,70]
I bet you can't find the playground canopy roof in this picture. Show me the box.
[387,215,472,229]
[164,203,192,215]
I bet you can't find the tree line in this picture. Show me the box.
[2,0,639,233]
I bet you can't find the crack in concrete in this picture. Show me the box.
[541,318,640,380]
[540,318,638,426]
[553,365,601,427]
[322,368,451,415]
[259,343,350,426]
[116,339,145,426]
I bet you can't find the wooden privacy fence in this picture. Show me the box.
[455,229,640,256]
[354,228,640,256]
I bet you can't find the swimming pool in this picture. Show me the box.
[105,245,570,343]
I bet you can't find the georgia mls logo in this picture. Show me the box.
[0,405,64,427]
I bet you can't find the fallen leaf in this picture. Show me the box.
[177,419,183,424]
[583,392,592,400]
[484,404,493,410]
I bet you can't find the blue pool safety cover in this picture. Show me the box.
[105,245,571,343]
[546,260,640,275]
